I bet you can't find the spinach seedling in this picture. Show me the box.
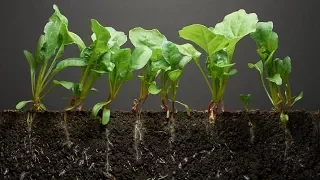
[129,27,167,117]
[239,94,252,112]
[54,19,127,112]
[249,21,303,126]
[179,9,258,123]
[16,5,85,121]
[158,41,200,120]
[91,40,152,125]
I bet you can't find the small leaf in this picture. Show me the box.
[92,102,108,118]
[239,94,252,107]
[267,74,282,85]
[40,103,47,110]
[131,46,152,70]
[102,108,111,125]
[224,69,237,76]
[24,50,36,74]
[185,105,191,116]
[90,87,98,92]
[248,60,263,74]
[168,69,182,82]
[53,80,75,90]
[148,81,161,94]
[292,91,303,106]
[176,43,201,61]
[16,100,32,110]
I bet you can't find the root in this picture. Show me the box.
[283,121,292,159]
[63,111,71,148]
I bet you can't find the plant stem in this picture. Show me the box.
[194,61,213,94]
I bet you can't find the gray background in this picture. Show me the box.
[0,0,318,111]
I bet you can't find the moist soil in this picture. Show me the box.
[0,110,319,180]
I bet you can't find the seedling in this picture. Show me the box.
[179,9,258,123]
[239,94,252,112]
[91,37,152,125]
[54,19,127,112]
[128,27,167,118]
[16,5,85,125]
[159,41,200,120]
[249,21,303,127]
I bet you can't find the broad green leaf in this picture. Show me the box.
[292,91,303,106]
[168,69,182,82]
[43,21,61,60]
[92,102,109,118]
[250,21,278,58]
[150,48,163,61]
[106,27,127,49]
[16,100,32,110]
[50,4,68,25]
[35,35,45,64]
[90,19,111,53]
[179,24,216,53]
[100,61,115,72]
[248,60,263,74]
[24,50,36,74]
[113,48,132,78]
[129,27,167,50]
[162,41,184,65]
[53,80,74,90]
[131,46,152,70]
[267,73,282,85]
[176,43,201,61]
[148,81,161,94]
[102,108,111,125]
[52,58,87,74]
[213,9,258,40]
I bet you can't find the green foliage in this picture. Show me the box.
[239,94,252,111]
[249,21,303,123]
[16,4,85,112]
[179,9,258,121]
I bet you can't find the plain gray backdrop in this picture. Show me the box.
[0,0,318,111]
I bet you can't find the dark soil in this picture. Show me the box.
[0,110,319,179]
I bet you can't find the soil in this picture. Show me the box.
[0,110,319,180]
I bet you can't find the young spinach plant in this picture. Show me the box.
[129,27,167,118]
[54,19,127,112]
[239,94,252,112]
[16,5,85,123]
[249,21,303,127]
[179,9,258,123]
[91,44,152,125]
[158,41,200,120]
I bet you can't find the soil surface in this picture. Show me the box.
[0,110,319,180]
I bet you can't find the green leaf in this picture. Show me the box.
[179,24,216,53]
[129,27,167,50]
[35,35,46,63]
[51,4,68,25]
[275,56,291,78]
[239,94,252,107]
[16,100,32,110]
[280,112,289,123]
[148,81,161,94]
[250,21,278,59]
[106,27,127,49]
[292,91,303,106]
[162,41,185,65]
[68,32,86,51]
[24,50,36,74]
[43,21,61,60]
[213,9,258,40]
[267,73,282,85]
[90,87,98,92]
[90,19,111,53]
[168,69,182,82]
[248,60,263,74]
[178,56,192,69]
[92,102,109,118]
[151,59,171,72]
[40,103,47,110]
[102,108,111,125]
[52,58,87,74]
[176,43,201,61]
[53,80,75,90]
[113,48,132,79]
[224,69,237,76]
[131,46,152,70]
